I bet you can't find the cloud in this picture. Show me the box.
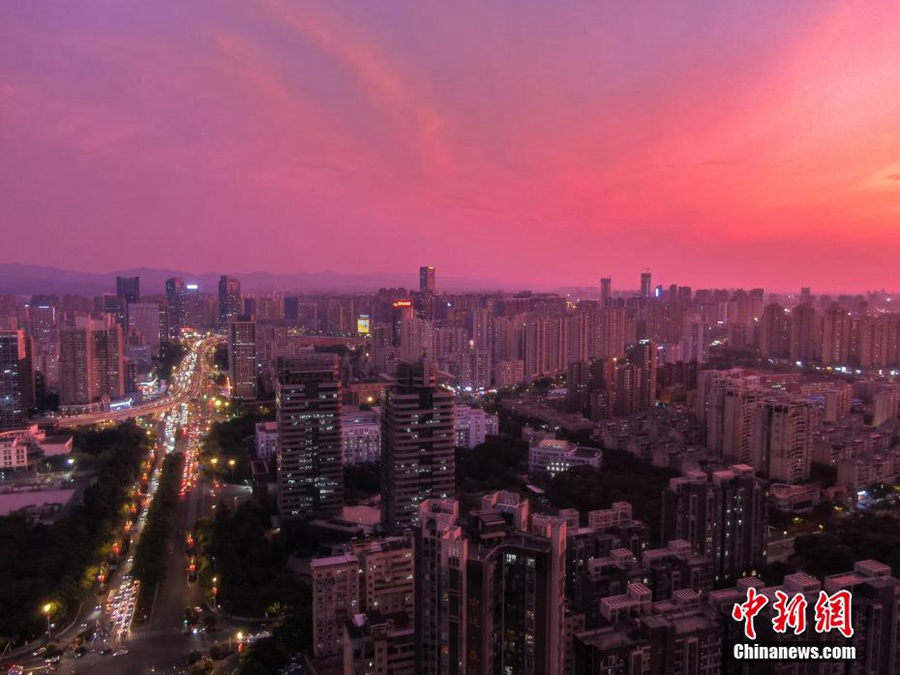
[258,0,454,175]
[696,159,745,166]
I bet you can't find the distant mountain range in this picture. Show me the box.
[0,263,549,296]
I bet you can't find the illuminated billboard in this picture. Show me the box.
[357,315,371,334]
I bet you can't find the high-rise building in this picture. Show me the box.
[759,303,791,359]
[228,317,258,401]
[58,315,124,406]
[466,516,568,675]
[789,302,821,363]
[382,359,455,528]
[418,266,436,321]
[631,339,658,410]
[415,499,468,675]
[165,278,185,339]
[218,276,242,328]
[640,271,652,300]
[275,354,343,518]
[419,265,435,294]
[661,465,767,583]
[600,277,611,307]
[821,302,852,366]
[0,330,31,430]
[115,276,140,304]
[311,553,360,658]
[751,399,813,484]
[127,303,162,358]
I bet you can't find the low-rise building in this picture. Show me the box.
[528,438,602,477]
[254,421,278,460]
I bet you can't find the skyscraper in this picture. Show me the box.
[228,317,258,401]
[275,354,343,518]
[418,266,436,321]
[419,265,435,295]
[751,399,813,483]
[599,277,611,307]
[631,339,658,410]
[165,277,185,339]
[661,465,767,582]
[640,271,652,299]
[218,275,242,328]
[58,315,124,406]
[0,330,30,430]
[127,303,162,358]
[415,499,467,675]
[759,303,791,359]
[382,359,455,528]
[115,276,140,304]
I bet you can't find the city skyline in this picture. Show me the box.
[3,1,900,291]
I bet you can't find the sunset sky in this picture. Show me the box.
[2,1,899,291]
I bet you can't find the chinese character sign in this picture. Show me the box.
[732,588,853,639]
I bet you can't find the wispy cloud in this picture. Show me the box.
[258,0,454,175]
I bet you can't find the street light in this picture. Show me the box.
[43,603,52,638]
[228,459,236,482]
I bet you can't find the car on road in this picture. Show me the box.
[32,647,46,657]
[100,648,113,656]
[113,648,128,657]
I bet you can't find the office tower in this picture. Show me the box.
[165,277,185,339]
[640,271,652,299]
[228,317,258,401]
[115,276,140,304]
[415,499,467,675]
[183,283,203,332]
[218,276,242,328]
[600,277,611,307]
[420,266,436,295]
[0,330,30,430]
[275,354,343,519]
[391,300,414,347]
[417,266,436,321]
[789,302,822,363]
[661,465,767,582]
[759,303,791,359]
[751,399,813,483]
[59,315,124,405]
[382,360,455,528]
[311,553,360,658]
[127,303,162,358]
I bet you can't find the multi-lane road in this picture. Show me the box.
[5,335,261,675]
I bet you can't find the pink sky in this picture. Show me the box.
[1,0,899,291]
